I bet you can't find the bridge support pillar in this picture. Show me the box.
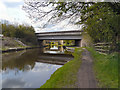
[75,40,81,47]
[38,40,43,47]
[59,40,63,45]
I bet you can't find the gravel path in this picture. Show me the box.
[77,48,98,88]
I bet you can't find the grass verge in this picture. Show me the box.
[87,47,119,88]
[38,47,83,88]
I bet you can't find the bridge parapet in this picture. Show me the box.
[36,30,82,36]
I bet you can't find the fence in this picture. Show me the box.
[93,42,111,55]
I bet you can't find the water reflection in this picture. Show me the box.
[44,45,65,54]
[2,49,38,71]
[2,46,73,88]
[2,62,61,88]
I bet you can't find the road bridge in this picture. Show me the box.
[35,30,82,47]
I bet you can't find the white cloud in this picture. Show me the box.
[35,19,81,33]
[0,0,33,26]
[0,0,81,33]
[0,1,7,18]
[0,1,15,22]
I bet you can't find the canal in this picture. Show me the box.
[1,46,73,88]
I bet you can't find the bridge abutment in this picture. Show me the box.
[75,40,81,47]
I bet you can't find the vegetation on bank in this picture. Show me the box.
[1,22,38,46]
[81,32,93,47]
[48,40,75,47]
[2,49,39,71]
[87,47,119,88]
[2,37,26,50]
[38,48,82,88]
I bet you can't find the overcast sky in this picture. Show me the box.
[0,0,30,24]
[0,0,81,33]
[0,0,116,33]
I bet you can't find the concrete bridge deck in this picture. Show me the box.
[36,30,82,40]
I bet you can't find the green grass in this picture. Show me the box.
[38,47,83,88]
[64,50,73,54]
[87,47,119,88]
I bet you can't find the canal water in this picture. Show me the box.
[1,46,73,88]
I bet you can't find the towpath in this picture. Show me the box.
[76,48,98,88]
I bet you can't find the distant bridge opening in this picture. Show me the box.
[35,30,82,47]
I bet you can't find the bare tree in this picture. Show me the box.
[22,1,120,28]
[22,1,93,28]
